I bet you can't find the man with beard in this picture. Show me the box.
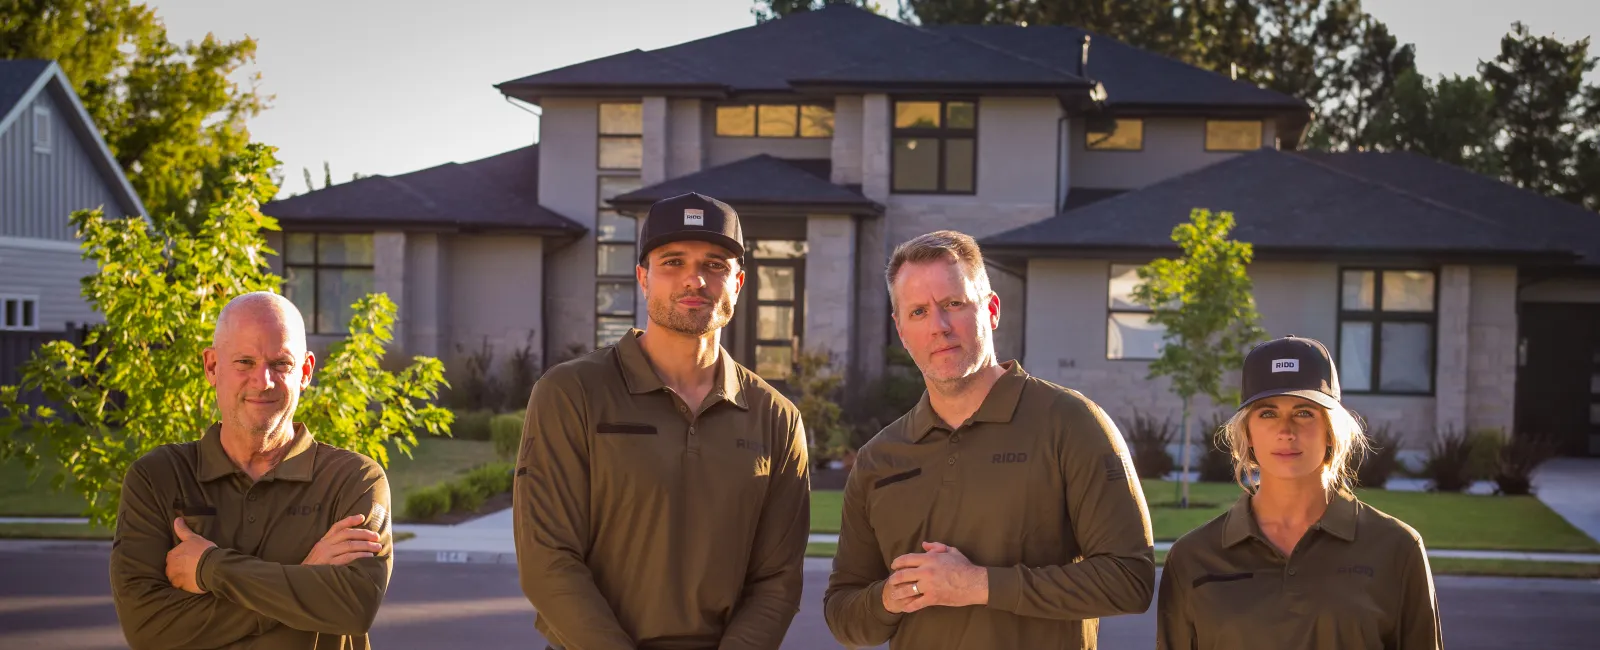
[514,192,810,650]
[110,292,392,649]
[823,230,1155,649]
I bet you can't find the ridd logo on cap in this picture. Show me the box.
[683,208,704,226]
[1272,359,1299,373]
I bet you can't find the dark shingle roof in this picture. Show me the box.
[934,25,1306,110]
[1297,151,1600,265]
[608,154,880,214]
[499,5,1299,113]
[263,145,585,234]
[0,59,52,121]
[982,149,1583,264]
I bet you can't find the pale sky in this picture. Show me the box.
[141,0,1599,199]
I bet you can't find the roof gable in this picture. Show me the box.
[0,59,146,219]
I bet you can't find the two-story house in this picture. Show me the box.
[0,59,146,385]
[266,5,1599,456]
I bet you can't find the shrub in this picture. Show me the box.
[1466,429,1507,480]
[1350,423,1403,489]
[1494,432,1557,496]
[404,485,452,521]
[463,462,516,496]
[1196,412,1235,483]
[447,338,505,411]
[792,350,853,461]
[503,333,541,412]
[1423,428,1477,492]
[447,480,487,513]
[1123,412,1176,479]
[452,409,494,441]
[491,414,524,461]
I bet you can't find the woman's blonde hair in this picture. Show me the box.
[1216,401,1370,494]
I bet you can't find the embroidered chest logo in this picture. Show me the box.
[992,452,1029,464]
[284,503,323,516]
[735,438,768,455]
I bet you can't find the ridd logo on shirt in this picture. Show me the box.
[992,452,1029,464]
[684,208,705,226]
[1272,358,1299,373]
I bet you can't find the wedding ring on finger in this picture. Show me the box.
[911,582,920,596]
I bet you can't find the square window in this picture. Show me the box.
[1206,120,1263,151]
[757,105,798,138]
[1342,270,1375,310]
[1087,119,1143,150]
[599,103,642,136]
[597,282,636,316]
[597,243,637,276]
[599,137,642,170]
[597,211,637,243]
[716,105,756,137]
[946,102,977,129]
[800,105,834,137]
[286,233,317,265]
[1107,312,1165,360]
[597,317,635,348]
[1379,322,1433,392]
[895,101,942,129]
[1382,271,1435,312]
[317,234,374,266]
[892,138,940,192]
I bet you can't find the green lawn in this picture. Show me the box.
[376,437,500,510]
[0,522,112,539]
[809,481,1600,554]
[0,458,90,517]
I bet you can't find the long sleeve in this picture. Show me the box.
[513,369,636,649]
[1397,532,1442,649]
[823,461,904,648]
[195,465,392,635]
[718,409,810,650]
[109,455,279,650]
[985,399,1157,619]
[1155,548,1196,650]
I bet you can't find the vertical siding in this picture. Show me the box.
[1,86,127,242]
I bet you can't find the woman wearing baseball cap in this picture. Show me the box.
[1156,336,1441,649]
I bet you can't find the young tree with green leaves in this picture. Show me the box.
[0,0,266,232]
[0,144,451,528]
[1131,208,1264,508]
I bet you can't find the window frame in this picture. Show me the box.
[1085,118,1145,152]
[1203,119,1265,152]
[890,98,979,195]
[1105,263,1163,361]
[597,101,644,171]
[594,178,641,348]
[712,102,835,139]
[1335,267,1440,396]
[744,242,807,383]
[0,294,41,331]
[32,105,51,154]
[280,232,376,335]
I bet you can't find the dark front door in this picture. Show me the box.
[1516,303,1600,456]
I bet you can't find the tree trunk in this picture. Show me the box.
[1180,395,1193,509]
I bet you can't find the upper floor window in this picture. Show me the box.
[1206,119,1263,152]
[282,233,374,335]
[1338,269,1437,395]
[1106,264,1164,360]
[1086,118,1144,151]
[599,102,643,170]
[715,104,834,138]
[596,175,643,348]
[0,295,39,331]
[32,106,51,154]
[892,99,976,194]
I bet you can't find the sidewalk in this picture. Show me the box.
[1534,458,1600,546]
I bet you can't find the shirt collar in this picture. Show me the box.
[1222,488,1361,548]
[197,422,319,483]
[616,328,748,410]
[906,361,1029,443]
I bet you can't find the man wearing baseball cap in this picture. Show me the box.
[513,192,811,649]
[1157,335,1441,649]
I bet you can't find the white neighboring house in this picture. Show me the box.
[265,6,1600,455]
[0,59,146,386]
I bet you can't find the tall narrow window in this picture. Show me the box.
[32,106,51,154]
[598,102,643,170]
[1106,264,1165,360]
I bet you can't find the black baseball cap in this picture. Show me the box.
[637,192,744,264]
[1238,336,1342,412]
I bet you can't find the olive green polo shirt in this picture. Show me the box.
[110,423,393,650]
[513,329,810,650]
[1157,490,1441,649]
[823,361,1156,650]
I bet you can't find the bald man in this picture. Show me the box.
[110,291,393,650]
